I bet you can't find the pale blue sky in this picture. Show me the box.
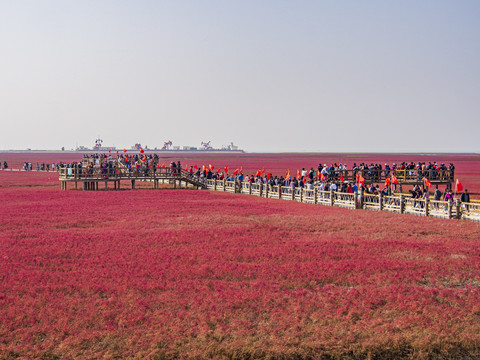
[1,1,479,152]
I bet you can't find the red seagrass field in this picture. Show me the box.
[1,153,480,359]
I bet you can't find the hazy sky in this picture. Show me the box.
[1,1,479,152]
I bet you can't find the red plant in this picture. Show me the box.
[1,169,480,358]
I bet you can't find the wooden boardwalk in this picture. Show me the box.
[201,179,479,222]
[57,165,478,222]
[59,167,206,191]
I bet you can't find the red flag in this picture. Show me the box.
[116,150,119,155]
[194,164,198,170]
[296,170,301,179]
[359,174,365,185]
[233,168,239,175]
[423,177,432,187]
[123,148,127,153]
[340,173,344,182]
[262,168,265,174]
[384,177,391,187]
[302,177,306,184]
[142,155,147,162]
[455,179,463,192]
[202,165,206,172]
[217,168,222,174]
[108,148,111,153]
[286,169,290,179]
[140,148,144,154]
[224,166,229,173]
[391,173,398,185]
[161,163,165,168]
[255,169,261,177]
[320,173,325,182]
[267,171,271,180]
[209,164,214,171]
[125,156,129,162]
[239,167,243,173]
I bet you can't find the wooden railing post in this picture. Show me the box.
[249,183,252,195]
[354,192,358,209]
[300,188,303,203]
[447,199,453,219]
[455,199,461,219]
[379,193,383,211]
[292,187,295,201]
[425,198,429,217]
[278,186,282,198]
[314,188,317,204]
[330,189,334,206]
[264,184,268,198]
[259,183,263,197]
[400,195,405,214]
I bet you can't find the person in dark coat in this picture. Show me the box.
[461,189,470,211]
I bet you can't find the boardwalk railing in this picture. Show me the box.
[333,192,356,209]
[58,165,477,222]
[383,195,402,213]
[363,193,380,211]
[212,184,478,222]
[461,202,480,222]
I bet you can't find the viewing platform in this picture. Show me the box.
[59,165,205,191]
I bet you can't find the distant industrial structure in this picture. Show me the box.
[75,139,243,152]
[76,139,116,152]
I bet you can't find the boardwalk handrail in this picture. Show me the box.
[58,166,477,222]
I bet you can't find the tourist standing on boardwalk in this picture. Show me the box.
[444,190,453,211]
[461,189,470,203]
[433,185,442,210]
[461,189,470,211]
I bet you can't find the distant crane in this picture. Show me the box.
[93,138,103,150]
[201,141,213,150]
[162,141,173,150]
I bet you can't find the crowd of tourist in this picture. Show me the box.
[8,153,470,204]
[21,162,55,171]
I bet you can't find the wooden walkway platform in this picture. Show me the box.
[59,167,206,191]
[58,166,478,222]
[200,179,479,222]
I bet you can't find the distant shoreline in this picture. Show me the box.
[0,150,246,154]
[0,150,477,156]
